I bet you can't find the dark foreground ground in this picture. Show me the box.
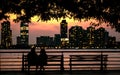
[0,70,120,75]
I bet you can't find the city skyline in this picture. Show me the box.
[0,18,120,45]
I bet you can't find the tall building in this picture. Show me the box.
[69,26,84,48]
[36,36,54,47]
[60,20,69,48]
[86,26,95,47]
[1,21,12,48]
[60,20,68,38]
[54,34,61,48]
[19,22,29,45]
[95,27,109,48]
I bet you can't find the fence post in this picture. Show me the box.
[22,53,24,72]
[104,55,107,70]
[60,52,64,72]
[100,51,103,71]
[69,55,72,73]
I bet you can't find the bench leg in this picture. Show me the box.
[40,66,45,71]
[35,65,38,73]
[28,65,30,72]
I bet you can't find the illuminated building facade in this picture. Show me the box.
[86,26,95,47]
[95,27,109,48]
[60,20,69,48]
[20,22,29,45]
[36,36,54,47]
[69,26,84,48]
[1,21,12,48]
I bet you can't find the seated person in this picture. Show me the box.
[27,46,38,71]
[38,48,48,71]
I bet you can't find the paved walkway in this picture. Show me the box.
[1,70,120,75]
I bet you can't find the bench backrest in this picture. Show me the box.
[70,55,108,61]
[22,54,64,71]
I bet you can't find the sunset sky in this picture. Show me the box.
[0,15,120,45]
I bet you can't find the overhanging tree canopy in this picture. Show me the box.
[0,0,120,32]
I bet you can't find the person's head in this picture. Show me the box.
[31,46,36,52]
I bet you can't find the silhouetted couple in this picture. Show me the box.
[27,46,48,72]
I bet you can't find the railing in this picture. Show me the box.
[0,49,120,71]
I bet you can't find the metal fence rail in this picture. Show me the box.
[0,49,120,71]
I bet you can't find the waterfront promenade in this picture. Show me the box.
[0,49,120,75]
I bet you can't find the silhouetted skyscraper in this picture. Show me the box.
[69,25,84,48]
[60,20,69,48]
[60,20,68,38]
[95,27,109,48]
[1,21,12,48]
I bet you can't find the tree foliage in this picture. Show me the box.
[0,0,120,32]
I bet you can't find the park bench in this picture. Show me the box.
[22,54,64,72]
[69,54,108,71]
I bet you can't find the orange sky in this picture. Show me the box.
[0,15,120,44]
